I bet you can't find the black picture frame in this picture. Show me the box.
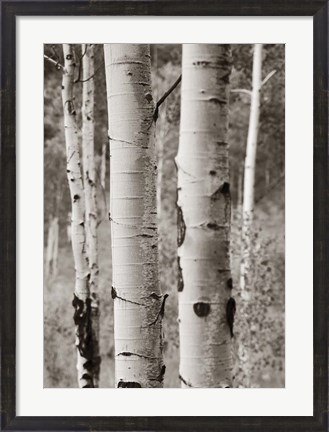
[1,1,327,430]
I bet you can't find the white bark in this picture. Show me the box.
[176,44,233,388]
[239,43,263,387]
[104,44,165,388]
[240,44,262,293]
[82,43,101,387]
[62,44,93,388]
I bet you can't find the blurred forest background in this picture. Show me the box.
[44,44,285,388]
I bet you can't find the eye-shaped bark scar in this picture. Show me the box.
[193,302,211,317]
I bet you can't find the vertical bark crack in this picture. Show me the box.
[226,297,236,338]
[177,257,184,292]
[177,204,186,247]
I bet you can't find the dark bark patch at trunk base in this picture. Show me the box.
[72,294,94,387]
[226,297,236,338]
[90,292,101,383]
[159,364,166,382]
[227,278,233,289]
[177,257,184,292]
[117,381,142,388]
[193,302,211,317]
[177,204,186,247]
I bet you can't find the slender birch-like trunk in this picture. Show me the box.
[81,43,101,387]
[46,189,60,277]
[176,44,233,388]
[238,43,262,387]
[62,44,94,388]
[104,44,166,388]
[240,43,262,293]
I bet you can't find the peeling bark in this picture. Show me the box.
[82,43,101,386]
[62,44,93,388]
[104,44,165,388]
[176,44,233,388]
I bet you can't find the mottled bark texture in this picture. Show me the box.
[104,44,165,388]
[62,44,94,388]
[176,44,234,388]
[239,43,263,387]
[82,43,101,386]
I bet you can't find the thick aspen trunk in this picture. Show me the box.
[82,43,101,387]
[239,43,263,387]
[62,44,94,388]
[176,44,233,388]
[104,44,165,388]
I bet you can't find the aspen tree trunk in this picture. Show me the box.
[100,141,106,191]
[104,44,166,388]
[176,44,233,388]
[45,216,59,277]
[240,44,262,293]
[239,43,263,387]
[62,44,94,388]
[81,43,101,387]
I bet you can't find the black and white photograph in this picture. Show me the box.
[44,43,285,389]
